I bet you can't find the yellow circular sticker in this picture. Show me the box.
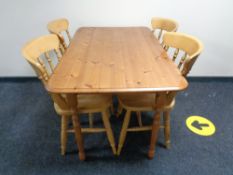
[186,116,216,136]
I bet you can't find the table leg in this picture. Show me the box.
[66,94,85,161]
[148,111,160,159]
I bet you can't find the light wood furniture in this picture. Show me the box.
[117,32,203,157]
[47,18,72,51]
[46,27,188,159]
[22,34,116,161]
[47,18,112,148]
[151,17,178,42]
[162,32,203,76]
[53,94,116,156]
[116,16,178,145]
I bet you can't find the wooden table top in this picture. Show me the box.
[47,27,188,94]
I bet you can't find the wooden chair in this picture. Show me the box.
[116,17,178,143]
[151,17,178,42]
[117,32,203,158]
[47,18,71,51]
[22,34,116,160]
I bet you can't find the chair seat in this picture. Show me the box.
[118,93,175,111]
[54,94,112,115]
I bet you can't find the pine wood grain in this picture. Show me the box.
[46,27,188,94]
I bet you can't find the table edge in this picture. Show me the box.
[45,83,188,94]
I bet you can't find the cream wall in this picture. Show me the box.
[0,0,233,76]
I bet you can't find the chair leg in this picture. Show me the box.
[101,110,117,155]
[61,115,68,155]
[163,111,171,149]
[148,112,161,159]
[71,114,86,161]
[136,111,143,127]
[117,110,131,155]
[88,113,94,128]
[66,94,85,160]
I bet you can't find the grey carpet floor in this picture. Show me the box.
[0,78,232,175]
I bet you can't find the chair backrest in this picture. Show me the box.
[47,18,71,50]
[22,34,62,83]
[151,17,178,42]
[162,32,204,76]
[22,34,69,110]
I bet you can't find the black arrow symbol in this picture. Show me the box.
[191,120,209,130]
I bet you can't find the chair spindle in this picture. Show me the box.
[37,57,49,80]
[45,52,54,71]
[54,49,62,62]
[66,30,72,42]
[178,53,188,69]
[172,48,179,61]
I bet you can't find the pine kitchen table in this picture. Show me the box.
[46,27,188,160]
